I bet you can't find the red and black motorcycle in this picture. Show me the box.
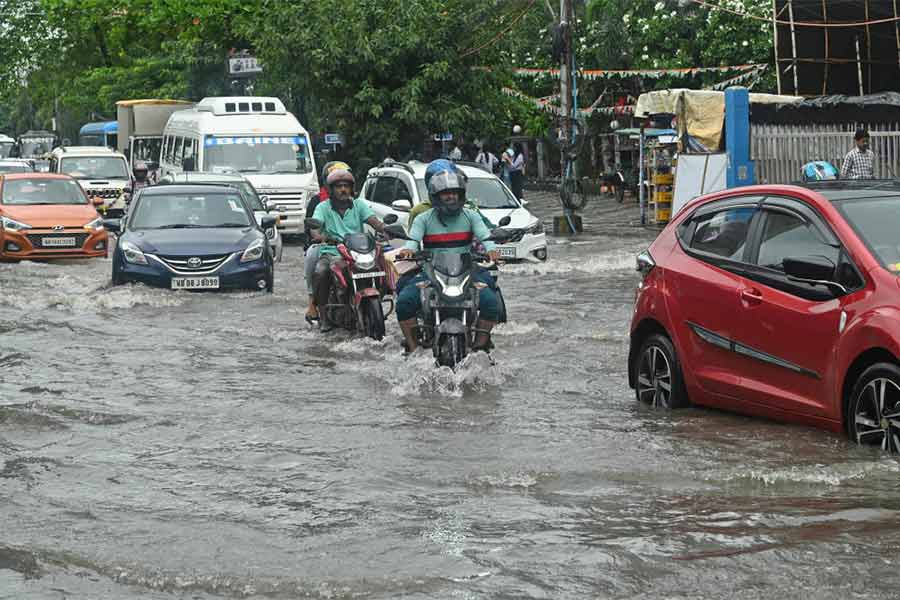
[306,218,396,340]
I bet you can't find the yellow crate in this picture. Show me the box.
[654,191,673,202]
[655,207,671,223]
[652,173,674,185]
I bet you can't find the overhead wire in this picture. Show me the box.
[459,0,539,59]
[687,0,900,28]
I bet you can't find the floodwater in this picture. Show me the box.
[2,194,900,599]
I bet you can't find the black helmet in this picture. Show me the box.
[133,160,148,180]
[427,165,467,218]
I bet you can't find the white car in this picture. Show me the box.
[49,146,131,217]
[360,160,547,262]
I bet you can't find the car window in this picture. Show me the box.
[371,176,396,206]
[756,211,840,271]
[395,177,413,202]
[689,207,755,260]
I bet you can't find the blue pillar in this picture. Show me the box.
[724,87,755,188]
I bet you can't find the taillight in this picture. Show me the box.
[636,249,655,278]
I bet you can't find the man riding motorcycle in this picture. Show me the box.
[309,168,389,330]
[396,162,501,353]
[305,161,351,322]
[132,161,152,191]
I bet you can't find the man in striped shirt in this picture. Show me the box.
[396,162,500,353]
[840,129,875,180]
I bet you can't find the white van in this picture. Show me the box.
[160,96,318,236]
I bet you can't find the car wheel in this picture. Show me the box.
[847,363,900,453]
[634,333,689,409]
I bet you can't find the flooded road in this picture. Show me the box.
[2,194,900,599]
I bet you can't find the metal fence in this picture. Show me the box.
[751,123,900,184]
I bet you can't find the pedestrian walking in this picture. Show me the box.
[475,142,499,174]
[840,129,875,180]
[503,142,526,200]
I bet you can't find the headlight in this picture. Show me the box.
[120,240,148,265]
[84,217,104,231]
[350,250,376,270]
[1,216,31,231]
[241,239,265,263]
[435,272,468,298]
[527,219,544,235]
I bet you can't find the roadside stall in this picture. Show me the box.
[633,89,802,224]
[611,127,677,225]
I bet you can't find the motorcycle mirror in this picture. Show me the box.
[383,213,399,225]
[488,228,513,243]
[384,224,409,240]
[498,215,512,227]
[305,218,323,230]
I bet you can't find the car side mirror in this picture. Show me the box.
[498,215,512,227]
[305,218,323,230]
[784,255,848,295]
[260,195,271,210]
[383,213,399,225]
[391,199,412,212]
[102,218,121,233]
[260,215,277,229]
[384,224,409,240]
[520,198,529,206]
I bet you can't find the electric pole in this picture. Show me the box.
[554,0,582,234]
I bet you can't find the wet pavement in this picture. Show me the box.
[2,190,900,599]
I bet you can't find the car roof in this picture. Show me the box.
[369,160,495,180]
[161,172,247,183]
[0,172,72,181]
[796,179,900,202]
[52,146,122,156]
[140,184,245,195]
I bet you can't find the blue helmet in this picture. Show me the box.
[801,161,838,182]
[424,159,467,217]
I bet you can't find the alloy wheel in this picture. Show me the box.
[853,377,900,453]
[637,345,673,409]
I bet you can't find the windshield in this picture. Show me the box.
[1,178,87,205]
[203,135,313,175]
[130,193,252,230]
[60,156,129,180]
[132,138,161,164]
[0,143,13,158]
[432,252,472,277]
[0,164,33,173]
[838,196,900,270]
[415,176,519,210]
[19,138,54,158]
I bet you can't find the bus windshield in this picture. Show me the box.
[203,135,313,175]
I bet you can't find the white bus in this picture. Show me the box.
[160,96,318,235]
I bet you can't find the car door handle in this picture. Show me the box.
[740,288,763,303]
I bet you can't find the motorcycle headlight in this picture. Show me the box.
[350,250,376,270]
[84,216,104,231]
[1,216,31,231]
[241,239,265,263]
[527,219,543,235]
[435,273,468,298]
[120,240,148,265]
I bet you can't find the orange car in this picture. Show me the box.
[0,173,109,260]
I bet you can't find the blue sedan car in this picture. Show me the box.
[105,184,276,292]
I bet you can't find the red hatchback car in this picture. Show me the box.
[629,180,900,453]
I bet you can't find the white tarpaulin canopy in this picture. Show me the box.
[634,89,802,150]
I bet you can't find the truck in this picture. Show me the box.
[116,99,194,181]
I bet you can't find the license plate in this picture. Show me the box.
[41,237,76,247]
[351,271,386,279]
[498,246,516,258]
[171,277,220,290]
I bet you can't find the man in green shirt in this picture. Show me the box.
[308,168,388,328]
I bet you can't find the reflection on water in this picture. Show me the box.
[1,197,898,599]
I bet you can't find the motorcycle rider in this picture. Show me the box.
[309,168,389,330]
[396,161,501,354]
[132,161,151,190]
[304,161,351,322]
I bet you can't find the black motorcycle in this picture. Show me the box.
[386,217,523,368]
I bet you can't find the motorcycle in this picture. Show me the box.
[305,215,397,341]
[385,217,524,368]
